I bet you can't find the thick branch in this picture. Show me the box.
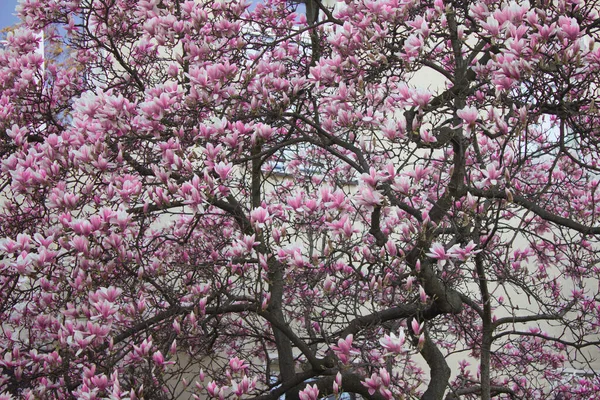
[475,253,492,400]
[468,187,600,234]
[420,330,451,400]
[258,309,323,371]
[338,304,420,338]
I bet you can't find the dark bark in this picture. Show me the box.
[420,330,451,400]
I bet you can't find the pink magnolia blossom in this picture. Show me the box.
[481,163,503,186]
[229,357,248,373]
[411,319,423,336]
[379,367,391,387]
[426,242,448,261]
[326,214,359,239]
[356,185,383,207]
[250,207,270,228]
[411,88,432,108]
[333,372,342,394]
[418,333,426,351]
[420,129,437,143]
[206,381,220,398]
[1,1,599,399]
[481,16,501,37]
[231,375,255,397]
[558,16,580,40]
[298,384,319,400]
[457,106,478,127]
[379,329,406,354]
[419,286,428,303]
[448,241,480,261]
[323,275,336,293]
[152,350,165,367]
[331,334,360,364]
[404,34,424,60]
[214,161,233,181]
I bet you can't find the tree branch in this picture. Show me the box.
[468,187,600,234]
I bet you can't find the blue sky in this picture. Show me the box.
[0,0,20,31]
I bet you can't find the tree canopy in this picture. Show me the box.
[1,0,600,399]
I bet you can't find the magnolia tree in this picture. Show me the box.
[1,0,600,399]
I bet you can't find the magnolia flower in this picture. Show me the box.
[420,129,437,143]
[411,88,431,108]
[457,106,478,127]
[356,185,383,207]
[333,372,342,394]
[419,286,428,303]
[418,333,426,350]
[481,16,500,37]
[426,242,448,261]
[362,373,381,395]
[482,163,502,186]
[404,34,424,60]
[385,240,397,256]
[250,207,270,228]
[231,375,255,397]
[299,384,319,400]
[213,161,232,181]
[411,319,423,335]
[379,329,406,354]
[332,334,359,364]
[332,334,354,354]
[71,236,89,255]
[323,275,336,293]
[152,351,165,367]
[261,292,271,311]
[448,241,480,261]
[326,214,359,239]
[206,381,219,397]
[379,368,391,387]
[407,164,429,182]
[229,357,248,372]
[558,16,580,40]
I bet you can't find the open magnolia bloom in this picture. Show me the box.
[1,0,600,399]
